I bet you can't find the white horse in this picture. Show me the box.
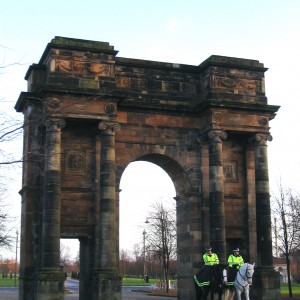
[223,262,255,300]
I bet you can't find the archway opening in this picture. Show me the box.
[119,161,176,283]
[60,238,80,283]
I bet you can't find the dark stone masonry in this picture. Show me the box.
[15,36,280,299]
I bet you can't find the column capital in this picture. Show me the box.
[208,130,227,143]
[44,118,66,130]
[250,133,273,145]
[98,121,120,133]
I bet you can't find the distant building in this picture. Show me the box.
[273,257,289,283]
[0,259,19,276]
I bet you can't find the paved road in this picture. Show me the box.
[0,280,176,300]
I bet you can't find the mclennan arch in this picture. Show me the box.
[15,36,280,299]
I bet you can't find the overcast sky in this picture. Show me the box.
[1,0,300,259]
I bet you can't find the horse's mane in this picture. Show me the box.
[239,262,255,272]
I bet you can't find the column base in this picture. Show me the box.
[36,268,65,300]
[91,269,122,300]
[251,266,280,300]
[19,274,36,300]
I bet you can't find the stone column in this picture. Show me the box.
[79,237,91,300]
[198,139,210,251]
[251,133,280,300]
[253,133,273,266]
[208,129,227,263]
[246,142,257,263]
[19,113,43,300]
[37,118,66,300]
[93,121,121,300]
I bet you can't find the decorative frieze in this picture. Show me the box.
[53,59,112,77]
[213,75,261,95]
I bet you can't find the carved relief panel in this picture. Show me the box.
[223,160,238,182]
[64,150,86,175]
[52,59,112,78]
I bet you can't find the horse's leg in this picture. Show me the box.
[201,287,207,300]
[223,289,228,300]
[218,290,223,300]
[202,287,209,300]
[194,282,202,300]
[235,288,241,300]
[224,287,235,300]
[224,288,230,300]
[223,288,230,300]
[243,286,249,300]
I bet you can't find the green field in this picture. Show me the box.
[280,283,300,295]
[0,278,19,287]
[122,277,156,286]
[121,277,177,287]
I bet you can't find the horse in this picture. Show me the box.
[194,264,227,300]
[223,262,255,300]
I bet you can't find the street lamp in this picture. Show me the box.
[143,229,147,282]
[15,229,19,286]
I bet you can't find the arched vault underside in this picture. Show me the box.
[15,36,280,300]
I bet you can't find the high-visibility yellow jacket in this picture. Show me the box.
[227,254,244,269]
[203,253,219,266]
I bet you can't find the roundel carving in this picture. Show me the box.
[214,112,223,122]
[105,103,116,114]
[258,117,268,126]
[46,98,61,110]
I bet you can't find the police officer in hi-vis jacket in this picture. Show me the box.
[203,247,219,266]
[226,248,244,287]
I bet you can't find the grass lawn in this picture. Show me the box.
[121,277,177,288]
[281,283,300,295]
[0,278,19,287]
[122,277,159,286]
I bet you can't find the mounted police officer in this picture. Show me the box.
[194,246,219,288]
[226,248,244,287]
[228,248,244,269]
[203,246,219,266]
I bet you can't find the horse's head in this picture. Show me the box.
[241,262,255,285]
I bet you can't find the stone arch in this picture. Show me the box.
[15,37,280,300]
[117,153,194,196]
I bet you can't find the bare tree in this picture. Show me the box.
[0,159,17,251]
[0,55,25,252]
[60,243,73,266]
[272,183,300,297]
[119,249,132,277]
[0,196,14,249]
[145,201,176,293]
